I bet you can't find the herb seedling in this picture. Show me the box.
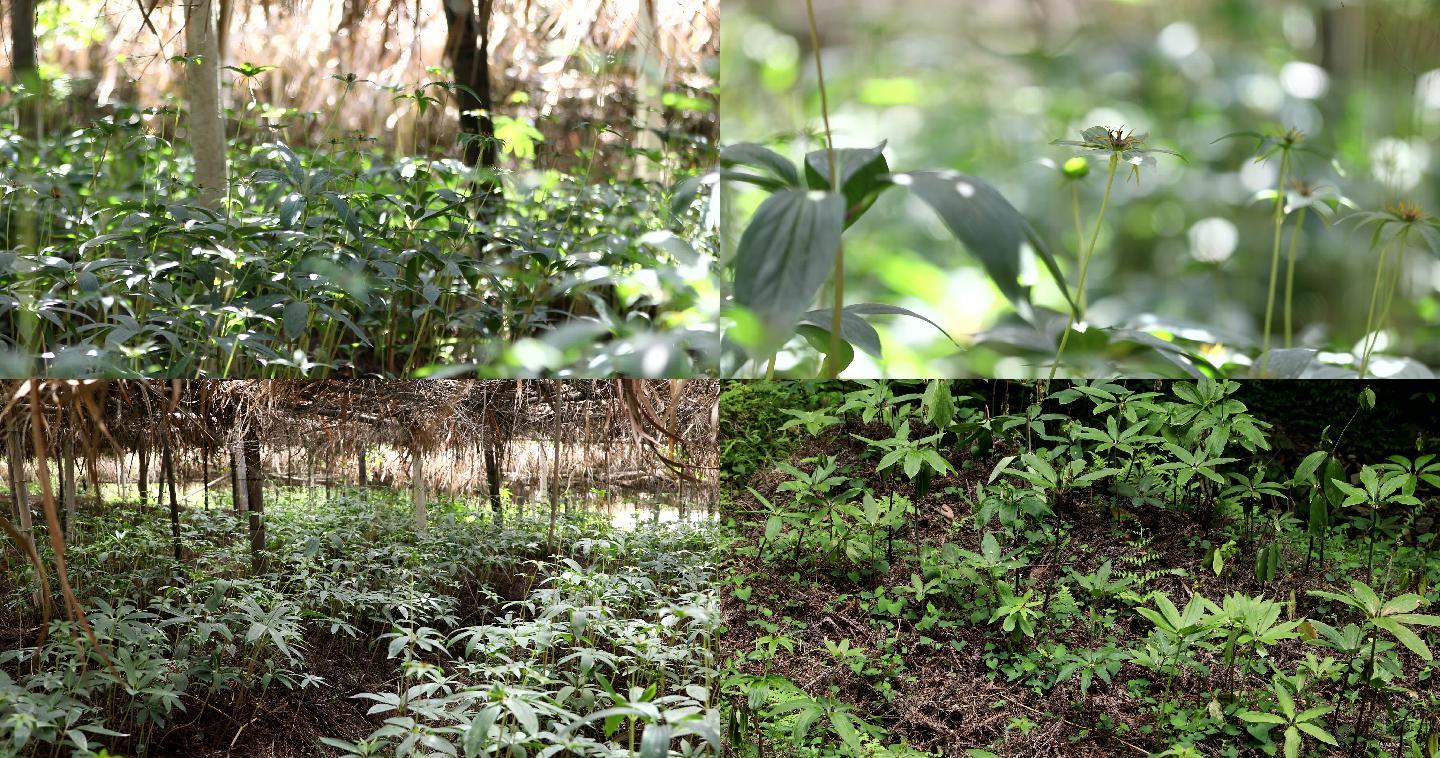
[1049,126,1182,379]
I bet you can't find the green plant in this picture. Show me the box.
[1236,673,1339,758]
[1344,201,1440,377]
[779,408,842,436]
[1048,126,1183,379]
[1329,465,1422,582]
[1308,580,1440,681]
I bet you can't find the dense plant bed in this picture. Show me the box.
[720,380,1439,756]
[1,489,721,756]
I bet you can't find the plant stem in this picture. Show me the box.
[1071,182,1087,313]
[805,0,842,378]
[1357,235,1395,379]
[1258,151,1290,376]
[1049,153,1118,382]
[1374,226,1411,366]
[1283,205,1307,349]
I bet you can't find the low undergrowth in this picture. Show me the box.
[0,488,720,756]
[721,379,1440,756]
[0,100,717,378]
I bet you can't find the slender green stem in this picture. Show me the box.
[1375,225,1412,363]
[1258,151,1290,376]
[1282,205,1307,349]
[805,0,842,378]
[1357,235,1395,379]
[1049,153,1117,382]
[1071,182,1087,313]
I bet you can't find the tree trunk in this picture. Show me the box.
[358,445,367,487]
[6,421,30,546]
[137,443,149,510]
[632,0,666,180]
[443,0,499,171]
[62,429,76,541]
[412,449,428,538]
[184,0,229,209]
[548,383,562,552]
[242,426,264,571]
[10,0,41,140]
[163,434,181,562]
[484,440,502,525]
[230,442,246,514]
[202,445,210,509]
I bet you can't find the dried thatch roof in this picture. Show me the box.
[2,379,718,472]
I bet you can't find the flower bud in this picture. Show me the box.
[1062,156,1090,179]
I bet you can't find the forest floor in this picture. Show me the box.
[721,411,1440,756]
[1,489,720,757]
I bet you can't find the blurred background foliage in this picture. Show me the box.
[722,0,1440,378]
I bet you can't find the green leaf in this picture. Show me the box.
[797,308,882,358]
[721,143,801,188]
[830,711,863,752]
[1294,721,1339,746]
[891,170,1071,322]
[804,143,892,226]
[797,324,856,373]
[1371,617,1433,660]
[282,301,309,341]
[1294,451,1328,485]
[639,723,671,758]
[841,303,961,346]
[1237,711,1287,725]
[733,190,846,350]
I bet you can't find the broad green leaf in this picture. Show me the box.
[797,308,883,358]
[1294,451,1328,485]
[842,302,961,346]
[1371,617,1433,660]
[733,189,846,350]
[890,170,1071,322]
[639,724,671,758]
[797,323,856,374]
[804,143,891,226]
[720,143,801,188]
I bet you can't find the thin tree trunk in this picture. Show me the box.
[485,440,502,525]
[202,445,210,510]
[242,426,264,571]
[632,0,666,180]
[6,421,31,546]
[443,0,499,172]
[10,0,41,140]
[184,0,229,209]
[412,448,428,537]
[357,445,367,487]
[548,382,562,552]
[62,429,76,541]
[137,443,149,510]
[163,434,181,562]
[230,442,246,514]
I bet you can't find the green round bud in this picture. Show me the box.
[1062,156,1090,179]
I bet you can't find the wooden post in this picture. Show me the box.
[202,445,210,510]
[232,440,248,514]
[6,419,31,545]
[137,441,149,511]
[62,427,77,541]
[163,433,180,562]
[412,448,428,538]
[548,382,562,552]
[242,426,264,571]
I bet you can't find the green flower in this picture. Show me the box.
[1347,200,1440,254]
[1052,126,1184,182]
